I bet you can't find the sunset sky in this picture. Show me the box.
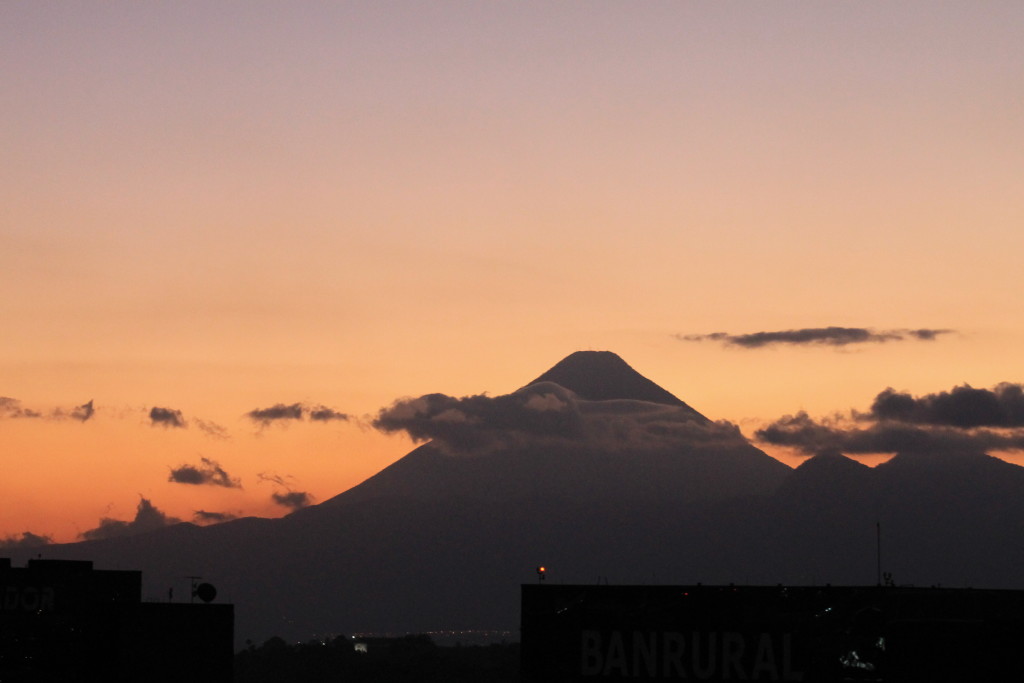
[3,2,1022,544]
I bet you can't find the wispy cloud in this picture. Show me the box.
[3,397,95,422]
[258,472,313,510]
[677,327,953,349]
[168,457,241,488]
[247,403,304,424]
[0,397,43,419]
[246,402,348,426]
[309,405,349,422]
[195,418,230,439]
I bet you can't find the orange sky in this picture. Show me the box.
[2,2,1023,543]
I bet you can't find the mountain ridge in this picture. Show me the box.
[8,351,1024,647]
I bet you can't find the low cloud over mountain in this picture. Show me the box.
[272,491,312,510]
[678,326,952,348]
[80,497,180,541]
[757,381,1024,456]
[192,510,239,524]
[373,381,743,456]
[0,531,52,549]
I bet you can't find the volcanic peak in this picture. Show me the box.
[527,350,700,413]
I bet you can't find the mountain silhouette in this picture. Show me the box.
[10,351,1024,646]
[324,352,785,506]
[526,350,702,412]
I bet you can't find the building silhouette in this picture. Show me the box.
[521,583,1024,682]
[1,557,232,682]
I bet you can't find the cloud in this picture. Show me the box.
[308,405,349,422]
[757,413,1024,456]
[70,399,95,422]
[80,497,181,541]
[245,402,348,426]
[373,383,585,452]
[192,510,239,525]
[373,381,743,455]
[195,418,230,439]
[168,457,241,488]
[257,472,312,510]
[0,397,43,419]
[272,491,312,510]
[2,397,97,422]
[149,406,186,428]
[677,327,953,349]
[868,383,1024,428]
[257,472,293,488]
[0,531,52,549]
[43,399,95,422]
[756,381,1024,457]
[247,403,304,424]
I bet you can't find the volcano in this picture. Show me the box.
[325,351,788,507]
[527,350,700,409]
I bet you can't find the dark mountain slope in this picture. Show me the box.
[526,350,700,412]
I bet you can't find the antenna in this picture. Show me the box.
[876,522,882,586]
[186,576,202,604]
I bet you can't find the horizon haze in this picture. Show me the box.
[3,3,1023,552]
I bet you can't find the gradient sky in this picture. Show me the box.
[3,2,1022,543]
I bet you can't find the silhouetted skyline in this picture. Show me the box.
[6,352,1024,647]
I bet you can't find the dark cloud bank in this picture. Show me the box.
[757,382,1024,456]
[679,326,952,348]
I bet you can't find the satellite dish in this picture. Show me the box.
[194,582,217,603]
